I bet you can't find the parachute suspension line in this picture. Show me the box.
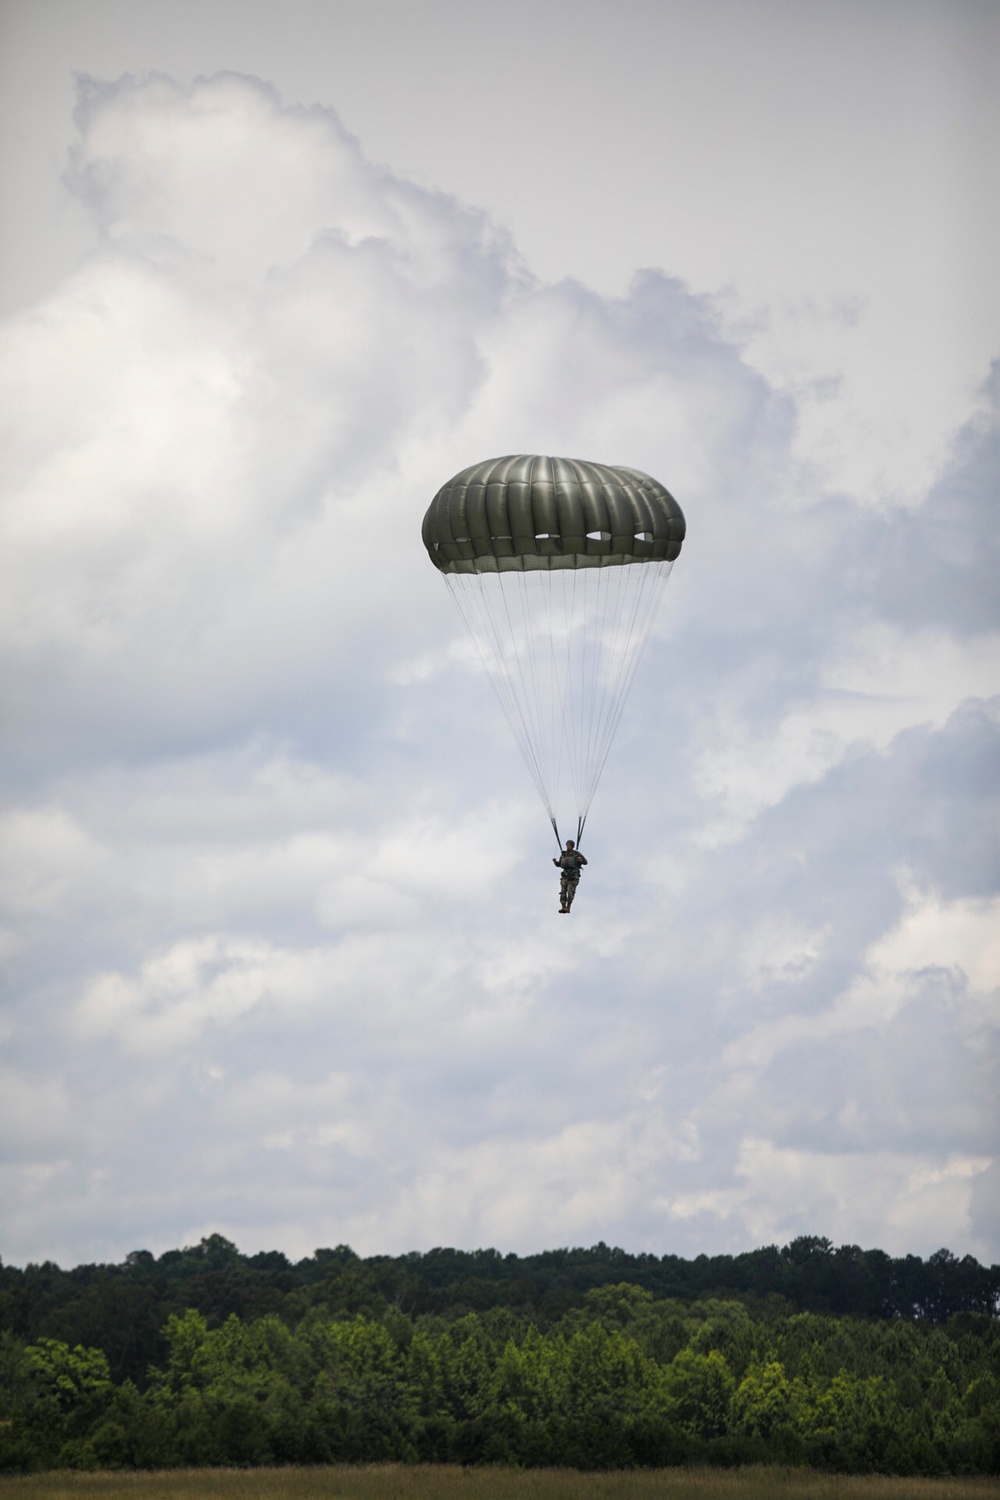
[581,564,620,816]
[554,564,580,827]
[579,561,624,816]
[515,566,562,825]
[549,559,667,834]
[444,572,559,835]
[495,570,562,832]
[548,559,674,830]
[554,566,576,824]
[580,561,633,816]
[572,571,594,807]
[579,560,673,818]
[570,562,629,826]
[534,566,564,820]
[579,564,644,817]
[445,557,674,844]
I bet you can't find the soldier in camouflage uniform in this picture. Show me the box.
[553,840,587,913]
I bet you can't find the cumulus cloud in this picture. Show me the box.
[0,72,997,1268]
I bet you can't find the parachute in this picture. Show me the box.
[422,455,685,847]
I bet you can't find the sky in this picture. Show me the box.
[0,0,998,1271]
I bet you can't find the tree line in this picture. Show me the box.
[2,1235,997,1390]
[0,1236,997,1475]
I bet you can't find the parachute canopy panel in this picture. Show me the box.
[422,454,686,573]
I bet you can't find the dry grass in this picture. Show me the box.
[0,1467,996,1500]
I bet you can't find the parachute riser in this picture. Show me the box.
[551,815,585,854]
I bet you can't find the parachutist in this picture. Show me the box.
[554,840,587,912]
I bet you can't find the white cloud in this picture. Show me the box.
[737,916,831,994]
[874,879,1000,1001]
[0,806,99,916]
[76,935,320,1055]
[0,1070,72,1153]
[668,1140,993,1260]
[694,629,1000,841]
[722,882,1000,1075]
[0,70,997,1269]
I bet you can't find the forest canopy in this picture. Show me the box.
[1,1237,997,1475]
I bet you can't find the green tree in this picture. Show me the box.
[663,1347,735,1438]
[732,1357,814,1464]
[18,1338,115,1468]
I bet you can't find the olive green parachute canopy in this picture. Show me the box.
[424,455,685,848]
[422,454,685,573]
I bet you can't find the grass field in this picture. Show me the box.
[0,1467,996,1500]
